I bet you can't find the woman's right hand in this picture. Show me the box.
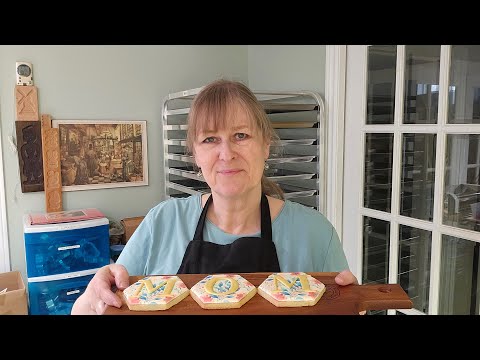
[71,264,130,315]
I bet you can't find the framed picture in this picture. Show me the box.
[51,119,148,191]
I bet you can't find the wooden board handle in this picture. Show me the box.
[344,283,413,313]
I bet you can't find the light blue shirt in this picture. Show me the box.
[117,195,349,275]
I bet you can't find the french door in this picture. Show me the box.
[342,45,480,315]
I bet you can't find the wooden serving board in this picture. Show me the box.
[104,272,413,315]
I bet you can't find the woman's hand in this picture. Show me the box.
[71,264,130,315]
[334,269,358,286]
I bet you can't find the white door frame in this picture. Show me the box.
[326,45,362,278]
[339,45,365,280]
[325,46,347,240]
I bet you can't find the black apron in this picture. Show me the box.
[177,193,281,274]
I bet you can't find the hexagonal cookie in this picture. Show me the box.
[258,272,325,307]
[123,275,189,311]
[190,274,256,309]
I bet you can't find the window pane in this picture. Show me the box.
[363,216,390,285]
[367,45,397,125]
[448,45,480,124]
[364,133,394,212]
[439,235,480,314]
[444,134,480,232]
[398,225,431,313]
[404,45,441,124]
[400,134,436,221]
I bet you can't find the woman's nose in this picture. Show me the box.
[218,140,236,160]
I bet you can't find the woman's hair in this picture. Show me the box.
[186,79,284,199]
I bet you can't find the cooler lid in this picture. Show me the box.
[23,215,109,233]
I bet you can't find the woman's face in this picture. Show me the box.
[193,104,269,199]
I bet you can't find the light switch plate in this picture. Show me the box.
[16,61,33,86]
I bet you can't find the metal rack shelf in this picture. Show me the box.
[162,87,326,211]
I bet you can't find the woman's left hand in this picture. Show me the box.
[334,269,358,286]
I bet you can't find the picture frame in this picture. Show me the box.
[51,119,148,191]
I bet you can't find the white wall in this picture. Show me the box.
[0,45,248,280]
[248,45,326,92]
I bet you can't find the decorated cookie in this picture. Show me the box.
[190,274,257,309]
[123,275,190,311]
[258,272,325,307]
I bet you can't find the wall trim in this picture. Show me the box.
[0,126,10,272]
[325,45,347,240]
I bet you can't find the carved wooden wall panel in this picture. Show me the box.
[41,114,63,212]
[15,85,39,121]
[15,121,44,193]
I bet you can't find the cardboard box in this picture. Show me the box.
[121,216,145,243]
[0,271,28,315]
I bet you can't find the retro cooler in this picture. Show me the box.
[23,214,110,315]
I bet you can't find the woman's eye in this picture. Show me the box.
[235,133,248,140]
[203,137,215,143]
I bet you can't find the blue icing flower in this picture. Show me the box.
[213,279,232,293]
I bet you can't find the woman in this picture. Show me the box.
[71,79,357,315]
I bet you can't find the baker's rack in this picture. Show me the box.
[161,86,327,212]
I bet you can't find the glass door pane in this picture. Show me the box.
[439,235,480,314]
[363,216,390,285]
[444,134,480,232]
[404,45,441,124]
[364,134,394,212]
[400,134,436,221]
[367,45,397,125]
[448,45,480,124]
[398,225,431,313]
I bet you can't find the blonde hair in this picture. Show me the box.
[186,79,284,199]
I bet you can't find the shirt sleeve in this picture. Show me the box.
[321,224,350,272]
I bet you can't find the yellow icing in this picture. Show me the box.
[133,277,176,297]
[273,274,310,292]
[204,277,239,295]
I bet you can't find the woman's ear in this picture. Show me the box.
[263,141,271,160]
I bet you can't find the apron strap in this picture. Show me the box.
[193,194,213,241]
[193,193,273,242]
[260,193,272,242]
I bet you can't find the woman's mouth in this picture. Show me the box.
[218,169,242,175]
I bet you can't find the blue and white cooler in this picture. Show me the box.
[23,215,110,315]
